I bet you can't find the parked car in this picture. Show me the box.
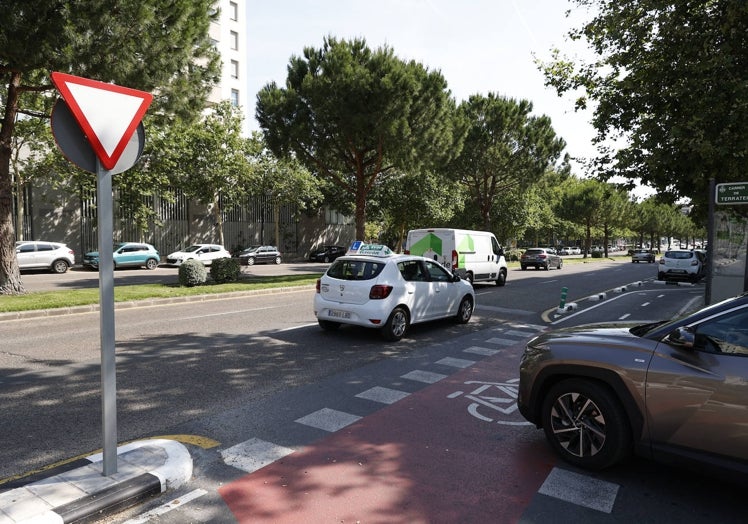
[166,244,231,266]
[657,249,705,282]
[558,247,572,256]
[631,248,656,263]
[308,245,347,263]
[15,241,75,273]
[520,248,563,270]
[238,245,282,265]
[571,246,582,255]
[518,292,748,480]
[314,243,475,341]
[83,242,160,270]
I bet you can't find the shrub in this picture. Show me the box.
[210,257,240,283]
[505,248,523,262]
[178,259,207,287]
[591,250,604,258]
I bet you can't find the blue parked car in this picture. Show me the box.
[83,242,160,270]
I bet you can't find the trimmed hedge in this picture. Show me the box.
[178,259,208,287]
[210,257,241,283]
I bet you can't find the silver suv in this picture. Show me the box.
[518,293,748,481]
[16,241,75,273]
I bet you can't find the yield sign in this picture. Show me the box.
[50,72,153,170]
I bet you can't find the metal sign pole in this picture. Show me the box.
[96,158,118,476]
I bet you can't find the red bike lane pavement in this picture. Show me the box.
[219,350,557,523]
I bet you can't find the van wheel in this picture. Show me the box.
[557,259,563,270]
[381,307,409,341]
[466,272,474,285]
[496,269,506,286]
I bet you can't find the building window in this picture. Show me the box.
[230,60,239,79]
[230,89,239,107]
[230,30,238,50]
[229,1,238,21]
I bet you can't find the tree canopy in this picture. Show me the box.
[541,0,748,216]
[0,0,221,294]
[256,36,462,240]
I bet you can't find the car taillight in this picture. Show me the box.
[691,259,699,266]
[659,259,664,264]
[316,278,321,293]
[538,254,547,259]
[404,249,410,254]
[369,284,393,299]
[452,249,458,269]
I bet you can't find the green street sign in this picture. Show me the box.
[716,182,748,205]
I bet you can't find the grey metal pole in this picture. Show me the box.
[96,159,118,476]
[706,179,715,305]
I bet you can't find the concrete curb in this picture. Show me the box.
[0,439,191,524]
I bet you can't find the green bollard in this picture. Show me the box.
[559,287,568,309]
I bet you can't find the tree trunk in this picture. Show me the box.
[273,199,280,249]
[212,196,224,246]
[0,72,26,295]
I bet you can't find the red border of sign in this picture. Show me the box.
[51,72,152,170]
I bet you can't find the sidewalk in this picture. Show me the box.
[0,440,191,524]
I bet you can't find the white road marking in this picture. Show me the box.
[401,370,447,384]
[221,438,295,474]
[436,356,476,368]
[619,313,631,320]
[539,468,619,513]
[356,386,410,404]
[641,302,650,307]
[295,408,361,432]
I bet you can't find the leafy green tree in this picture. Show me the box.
[0,0,221,294]
[161,102,254,246]
[248,133,323,248]
[256,36,462,240]
[447,94,567,231]
[373,169,463,251]
[557,178,609,257]
[541,0,748,217]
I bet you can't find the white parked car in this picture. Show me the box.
[658,249,706,282]
[15,241,75,273]
[314,243,475,341]
[165,244,231,266]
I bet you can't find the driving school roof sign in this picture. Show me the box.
[716,182,748,205]
[50,72,153,170]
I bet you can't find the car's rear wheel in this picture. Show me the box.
[541,378,632,470]
[274,256,282,264]
[455,296,473,324]
[381,307,409,341]
[51,259,69,274]
[145,258,159,270]
[521,265,527,271]
[557,259,563,270]
[323,256,330,263]
[318,320,340,331]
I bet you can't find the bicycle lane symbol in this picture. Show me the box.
[447,379,532,426]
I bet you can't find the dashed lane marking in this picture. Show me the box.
[463,346,501,356]
[356,386,410,405]
[538,467,619,513]
[295,408,362,432]
[484,337,519,346]
[401,370,447,384]
[436,356,476,369]
[221,438,295,474]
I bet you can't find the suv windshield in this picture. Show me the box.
[327,259,386,280]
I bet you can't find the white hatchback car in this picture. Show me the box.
[657,249,705,282]
[165,244,231,266]
[16,241,75,273]
[314,244,476,341]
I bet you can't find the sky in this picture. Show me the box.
[246,0,597,174]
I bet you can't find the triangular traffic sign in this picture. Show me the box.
[51,72,153,170]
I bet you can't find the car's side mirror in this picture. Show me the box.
[665,326,695,348]
[452,274,462,283]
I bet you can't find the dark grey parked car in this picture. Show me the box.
[238,245,281,265]
[520,248,562,270]
[518,293,748,481]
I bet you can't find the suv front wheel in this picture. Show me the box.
[541,378,632,470]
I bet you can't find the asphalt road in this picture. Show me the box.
[4,259,738,523]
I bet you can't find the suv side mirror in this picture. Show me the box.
[664,326,695,348]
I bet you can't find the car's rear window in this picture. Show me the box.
[525,249,543,254]
[665,251,693,259]
[327,260,385,280]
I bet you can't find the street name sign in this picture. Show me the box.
[716,182,748,205]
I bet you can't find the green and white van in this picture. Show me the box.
[405,228,507,286]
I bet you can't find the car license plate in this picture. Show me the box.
[328,309,351,319]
